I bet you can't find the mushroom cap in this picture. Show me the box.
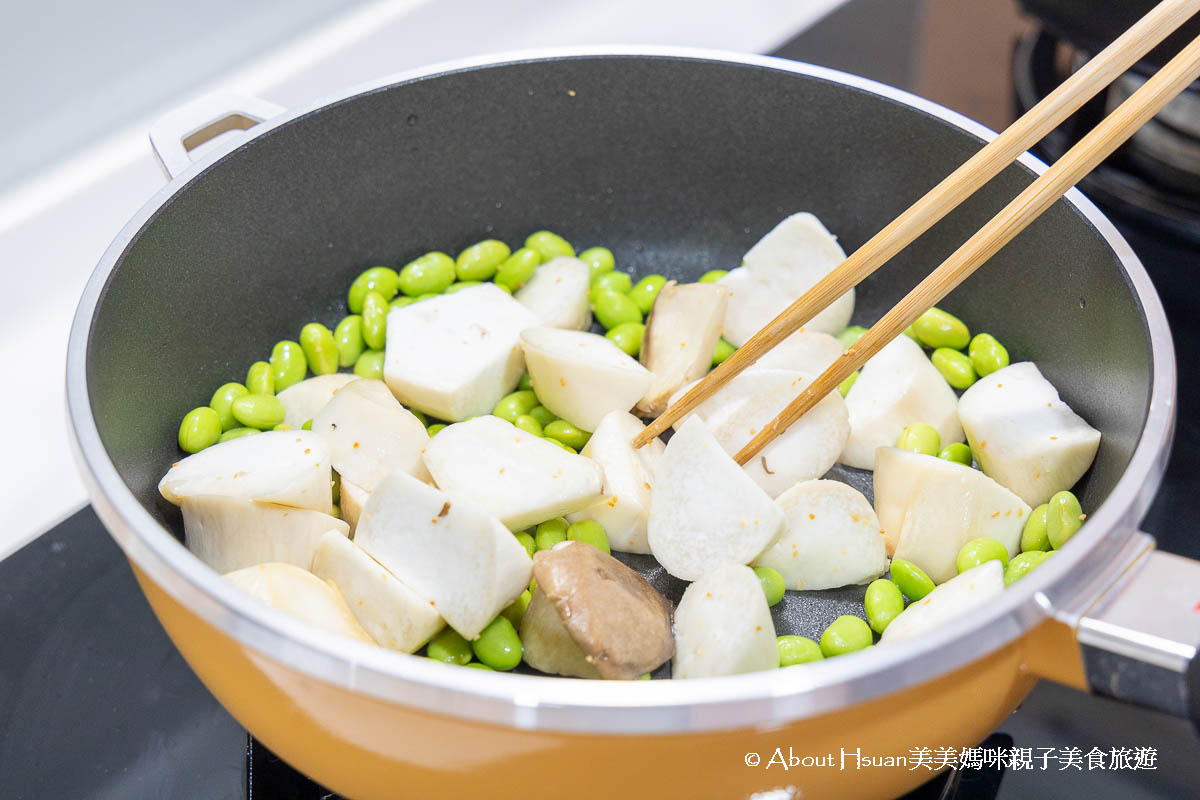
[531,540,674,680]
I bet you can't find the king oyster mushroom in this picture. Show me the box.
[520,540,674,680]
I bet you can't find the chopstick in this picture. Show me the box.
[730,30,1200,465]
[632,0,1200,450]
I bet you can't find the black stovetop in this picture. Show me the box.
[4,2,1200,797]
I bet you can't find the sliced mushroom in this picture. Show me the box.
[521,541,673,680]
[635,281,728,416]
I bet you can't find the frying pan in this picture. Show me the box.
[65,49,1200,799]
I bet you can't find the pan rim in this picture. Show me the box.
[66,45,1176,735]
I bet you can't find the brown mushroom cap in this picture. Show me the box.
[531,540,674,680]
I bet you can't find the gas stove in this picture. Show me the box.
[4,1,1200,798]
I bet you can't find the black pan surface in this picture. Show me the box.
[85,55,1152,653]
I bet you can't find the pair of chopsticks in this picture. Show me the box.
[634,0,1200,461]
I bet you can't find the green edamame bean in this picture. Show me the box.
[606,322,645,357]
[591,270,632,294]
[272,423,293,432]
[518,372,533,391]
[231,393,285,430]
[500,589,532,629]
[301,419,312,431]
[456,239,511,281]
[837,326,868,349]
[1046,490,1084,549]
[838,371,858,396]
[525,230,574,261]
[465,662,494,670]
[698,269,727,283]
[579,247,615,279]
[592,289,643,329]
[178,407,221,453]
[493,390,539,423]
[543,437,577,453]
[956,537,1009,574]
[1004,551,1052,587]
[514,531,535,559]
[938,442,973,466]
[535,518,568,551]
[471,616,523,671]
[269,341,307,392]
[299,322,338,375]
[347,266,399,313]
[912,307,970,349]
[778,635,824,666]
[219,426,260,443]
[820,615,874,657]
[903,325,919,342]
[543,420,589,450]
[1021,504,1051,552]
[931,348,977,390]
[890,558,935,600]
[427,423,447,436]
[333,315,365,368]
[331,471,341,504]
[713,338,736,366]
[398,251,456,296]
[864,579,904,634]
[409,409,428,427]
[514,415,544,437]
[896,422,940,456]
[567,519,610,554]
[391,296,418,310]
[629,274,667,313]
[444,281,483,293]
[361,291,389,350]
[968,333,1010,377]
[415,292,440,303]
[494,247,542,291]
[209,382,249,431]
[354,349,385,379]
[427,628,472,665]
[528,405,556,427]
[752,566,785,607]
[245,361,274,396]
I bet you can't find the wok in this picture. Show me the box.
[65,49,1199,799]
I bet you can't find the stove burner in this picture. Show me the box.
[245,734,1013,799]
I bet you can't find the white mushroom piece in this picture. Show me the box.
[839,334,963,470]
[310,531,444,653]
[719,212,854,344]
[353,468,531,640]
[181,494,348,574]
[383,283,539,421]
[520,327,653,432]
[311,378,430,491]
[647,416,784,581]
[520,541,674,680]
[635,281,728,417]
[422,415,605,531]
[874,447,1030,583]
[752,479,887,590]
[672,564,779,678]
[514,256,592,330]
[956,362,1101,507]
[565,411,665,554]
[880,561,1005,643]
[159,430,333,514]
[224,562,376,644]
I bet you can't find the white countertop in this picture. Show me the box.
[0,0,847,560]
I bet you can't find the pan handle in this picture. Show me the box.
[1058,533,1200,724]
[148,92,285,180]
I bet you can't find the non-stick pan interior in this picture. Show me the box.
[85,55,1151,647]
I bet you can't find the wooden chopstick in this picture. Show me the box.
[632,0,1200,450]
[731,31,1200,465]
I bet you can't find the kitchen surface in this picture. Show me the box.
[3,0,1199,798]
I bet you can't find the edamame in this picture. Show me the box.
[514,531,535,559]
[955,537,1009,573]
[629,274,667,313]
[493,390,538,423]
[567,519,610,554]
[1004,551,1051,586]
[777,635,824,666]
[931,347,977,389]
[896,422,940,456]
[219,426,260,443]
[471,616,523,671]
[245,361,274,396]
[231,393,285,430]
[1020,504,1051,552]
[606,322,645,357]
[209,382,249,431]
[592,289,642,329]
[178,407,221,453]
[347,266,398,313]
[525,230,574,261]
[333,315,365,368]
[578,246,614,279]
[698,269,727,283]
[500,589,532,628]
[752,566,785,606]
[837,326,868,349]
[912,307,970,349]
[427,628,472,665]
[713,338,736,366]
[514,414,544,437]
[455,239,511,281]
[819,615,873,657]
[938,442,973,466]
[354,349,385,379]
[968,333,1009,377]
[528,405,556,427]
[299,322,338,375]
[361,290,389,350]
[535,518,568,551]
[864,579,904,634]
[543,420,589,450]
[1046,490,1084,549]
[269,340,307,392]
[890,558,935,601]
[592,270,633,294]
[398,251,456,296]
[494,247,542,291]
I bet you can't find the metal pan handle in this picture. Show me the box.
[148,92,285,180]
[1073,536,1200,723]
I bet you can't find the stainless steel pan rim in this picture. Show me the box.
[65,46,1176,735]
